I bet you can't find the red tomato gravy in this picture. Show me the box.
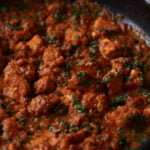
[0,0,150,149]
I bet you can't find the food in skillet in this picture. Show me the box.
[0,0,150,149]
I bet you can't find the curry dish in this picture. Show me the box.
[0,0,150,149]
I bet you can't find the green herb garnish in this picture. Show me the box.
[77,72,87,79]
[72,95,88,114]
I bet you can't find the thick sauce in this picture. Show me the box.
[0,0,150,149]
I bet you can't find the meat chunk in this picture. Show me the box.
[82,93,107,115]
[3,75,30,100]
[125,68,143,89]
[106,106,139,128]
[43,47,61,64]
[92,17,120,38]
[65,27,88,45]
[28,95,59,116]
[28,131,57,149]
[143,106,150,118]
[99,38,122,59]
[2,118,19,140]
[60,129,87,149]
[4,58,36,81]
[111,57,130,73]
[10,41,29,58]
[42,47,64,69]
[93,17,119,32]
[34,76,56,94]
[27,34,44,56]
[12,41,28,52]
[4,58,32,100]
[13,18,38,42]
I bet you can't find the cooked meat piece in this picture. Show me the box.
[28,95,59,116]
[27,34,44,56]
[3,75,30,100]
[34,76,56,94]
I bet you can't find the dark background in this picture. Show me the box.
[93,0,150,37]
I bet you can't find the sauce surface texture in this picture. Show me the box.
[0,0,150,149]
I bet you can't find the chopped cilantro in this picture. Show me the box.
[90,52,100,58]
[147,99,150,104]
[88,58,96,62]
[101,78,111,84]
[128,114,134,119]
[74,28,80,31]
[90,39,98,48]
[76,80,92,87]
[132,60,141,68]
[55,13,61,21]
[76,61,85,66]
[72,95,88,114]
[112,94,129,109]
[49,126,54,131]
[83,12,91,16]
[119,135,130,147]
[55,130,63,135]
[7,23,22,30]
[138,74,144,82]
[36,11,41,16]
[132,60,147,72]
[17,137,23,143]
[0,101,5,108]
[6,109,12,116]
[102,72,114,84]
[105,30,116,36]
[72,9,81,17]
[74,35,81,38]
[63,73,70,79]
[96,70,101,76]
[144,93,150,97]
[59,121,70,128]
[42,35,56,44]
[132,38,139,44]
[35,58,42,65]
[78,56,84,59]
[65,62,72,72]
[99,28,105,32]
[122,42,128,46]
[69,126,80,133]
[16,117,26,123]
[117,128,124,133]
[114,35,120,40]
[63,81,68,86]
[77,72,87,79]
[130,105,135,108]
[54,90,61,95]
[81,124,93,131]
[2,147,7,150]
[69,124,93,133]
